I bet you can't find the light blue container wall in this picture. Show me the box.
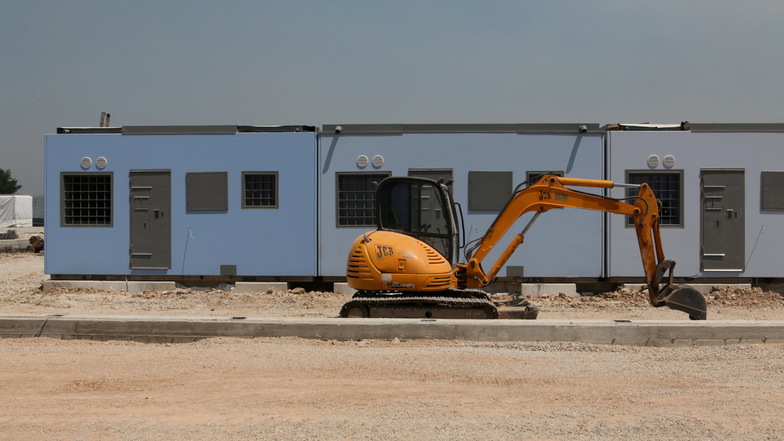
[44,132,317,276]
[319,132,605,278]
[608,131,784,278]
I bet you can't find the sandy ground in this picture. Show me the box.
[1,251,784,440]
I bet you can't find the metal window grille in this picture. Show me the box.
[337,173,389,226]
[243,173,277,208]
[626,172,682,226]
[62,173,112,226]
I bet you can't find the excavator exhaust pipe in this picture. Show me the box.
[656,285,708,320]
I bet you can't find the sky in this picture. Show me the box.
[1,0,783,195]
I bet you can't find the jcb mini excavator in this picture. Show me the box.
[340,174,707,320]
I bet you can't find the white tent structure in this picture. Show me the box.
[0,195,33,227]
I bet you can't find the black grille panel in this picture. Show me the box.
[346,246,373,280]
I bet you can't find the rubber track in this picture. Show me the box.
[340,295,500,319]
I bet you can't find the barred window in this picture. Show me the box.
[337,172,390,227]
[243,172,278,208]
[626,171,683,226]
[61,173,113,226]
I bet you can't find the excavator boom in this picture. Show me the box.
[458,175,706,319]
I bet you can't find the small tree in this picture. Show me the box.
[0,168,22,194]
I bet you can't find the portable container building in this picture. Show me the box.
[607,123,784,281]
[45,121,784,288]
[44,125,318,280]
[317,123,605,281]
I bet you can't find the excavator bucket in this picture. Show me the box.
[656,285,708,320]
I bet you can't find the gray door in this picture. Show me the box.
[130,171,171,269]
[701,169,744,271]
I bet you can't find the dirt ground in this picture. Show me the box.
[2,252,783,321]
[1,251,784,440]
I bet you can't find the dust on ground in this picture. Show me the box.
[2,251,784,440]
[2,333,783,440]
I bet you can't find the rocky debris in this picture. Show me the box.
[1,252,783,319]
[28,235,44,253]
[514,286,784,309]
[0,229,19,240]
[707,286,784,308]
[0,229,45,253]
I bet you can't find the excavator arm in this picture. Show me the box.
[457,175,707,320]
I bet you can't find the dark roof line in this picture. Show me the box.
[57,125,317,134]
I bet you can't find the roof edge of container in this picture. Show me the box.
[321,123,602,135]
[688,123,784,133]
[606,122,784,133]
[56,125,317,135]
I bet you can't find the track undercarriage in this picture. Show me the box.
[339,289,539,320]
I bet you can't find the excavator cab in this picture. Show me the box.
[376,177,459,265]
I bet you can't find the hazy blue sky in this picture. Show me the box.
[2,1,783,194]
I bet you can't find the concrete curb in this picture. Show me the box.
[622,283,753,295]
[234,282,288,293]
[0,239,33,252]
[42,280,177,293]
[1,314,783,346]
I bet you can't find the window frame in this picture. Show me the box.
[242,171,279,209]
[624,169,684,228]
[336,171,391,228]
[60,172,114,227]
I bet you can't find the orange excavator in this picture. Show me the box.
[341,174,707,320]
